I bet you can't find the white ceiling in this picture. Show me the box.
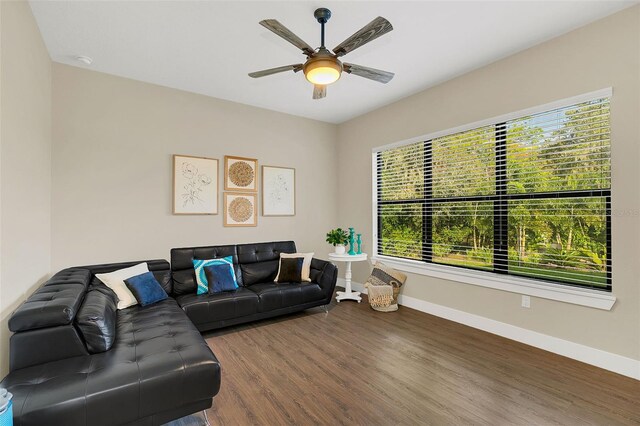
[30,1,636,124]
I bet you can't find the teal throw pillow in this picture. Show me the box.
[193,256,237,294]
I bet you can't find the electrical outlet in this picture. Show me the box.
[521,295,531,308]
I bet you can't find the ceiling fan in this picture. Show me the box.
[248,8,394,99]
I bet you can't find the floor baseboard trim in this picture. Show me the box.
[341,279,640,380]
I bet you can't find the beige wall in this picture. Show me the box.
[0,1,52,375]
[337,6,640,361]
[52,64,338,270]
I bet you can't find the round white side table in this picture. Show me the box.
[328,253,368,303]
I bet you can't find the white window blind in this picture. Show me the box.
[375,95,611,290]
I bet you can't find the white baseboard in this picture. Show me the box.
[339,278,640,380]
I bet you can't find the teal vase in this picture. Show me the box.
[348,228,355,255]
[357,234,362,254]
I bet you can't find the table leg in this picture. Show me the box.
[336,260,362,303]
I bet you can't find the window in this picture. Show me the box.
[375,94,611,291]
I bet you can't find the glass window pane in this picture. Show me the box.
[375,96,610,291]
[378,142,424,201]
[379,203,423,260]
[508,197,608,288]
[507,99,610,194]
[432,126,495,197]
[432,201,493,269]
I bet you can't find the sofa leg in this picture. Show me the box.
[203,409,210,426]
[323,304,329,313]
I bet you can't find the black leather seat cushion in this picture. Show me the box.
[2,299,221,426]
[249,282,324,312]
[75,284,118,353]
[240,260,279,286]
[176,288,259,325]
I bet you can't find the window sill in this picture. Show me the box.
[370,255,616,310]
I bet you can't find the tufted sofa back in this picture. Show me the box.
[82,259,173,294]
[170,241,297,295]
[237,241,296,286]
[8,268,92,371]
[9,268,91,334]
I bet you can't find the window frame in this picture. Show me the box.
[371,88,616,310]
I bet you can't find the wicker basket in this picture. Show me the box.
[364,262,406,312]
[366,284,401,312]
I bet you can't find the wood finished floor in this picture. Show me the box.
[203,292,640,425]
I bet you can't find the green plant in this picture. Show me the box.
[326,228,349,246]
[578,248,605,271]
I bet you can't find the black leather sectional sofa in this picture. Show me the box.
[171,242,337,331]
[0,241,337,426]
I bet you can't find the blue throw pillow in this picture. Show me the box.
[193,256,237,294]
[204,263,239,293]
[124,272,167,307]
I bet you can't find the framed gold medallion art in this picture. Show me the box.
[224,192,258,227]
[224,156,258,192]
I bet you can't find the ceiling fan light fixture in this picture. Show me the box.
[250,9,394,99]
[304,56,342,85]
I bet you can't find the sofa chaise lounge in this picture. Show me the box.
[0,241,337,426]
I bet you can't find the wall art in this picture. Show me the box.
[224,192,258,227]
[173,154,218,214]
[224,155,258,192]
[262,166,295,216]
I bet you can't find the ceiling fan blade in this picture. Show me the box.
[343,63,394,84]
[260,19,315,55]
[248,64,303,78]
[333,16,393,57]
[313,85,326,100]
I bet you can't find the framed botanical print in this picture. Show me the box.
[224,155,258,192]
[173,154,218,215]
[224,192,258,227]
[262,166,295,216]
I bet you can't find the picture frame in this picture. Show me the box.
[224,155,258,192]
[224,192,258,227]
[262,166,296,216]
[173,154,218,215]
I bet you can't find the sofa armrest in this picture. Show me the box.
[310,258,338,300]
